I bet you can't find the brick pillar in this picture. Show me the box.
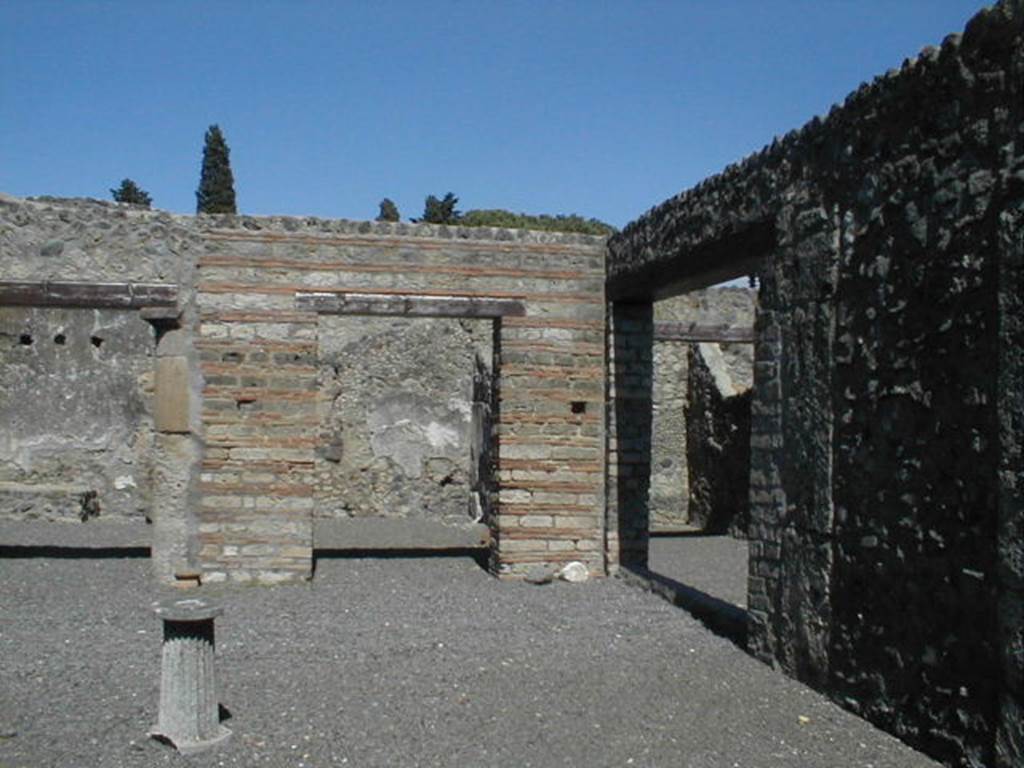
[491,315,607,579]
[195,311,317,584]
[605,301,653,571]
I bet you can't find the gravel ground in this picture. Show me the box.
[648,535,749,609]
[0,524,939,768]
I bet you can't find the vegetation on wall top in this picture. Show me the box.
[110,178,152,208]
[397,192,614,235]
[458,209,615,236]
[376,198,400,222]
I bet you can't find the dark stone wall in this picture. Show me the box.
[605,302,653,570]
[995,155,1024,766]
[609,2,1023,765]
[751,195,838,693]
[821,23,1017,757]
[684,343,751,537]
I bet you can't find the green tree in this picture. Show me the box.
[458,209,616,236]
[195,124,237,214]
[376,198,400,222]
[110,178,152,208]
[419,192,460,224]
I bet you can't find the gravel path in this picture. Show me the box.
[1,527,938,767]
[648,535,749,609]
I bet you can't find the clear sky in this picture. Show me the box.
[0,1,985,229]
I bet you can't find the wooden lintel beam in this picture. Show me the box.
[139,306,182,322]
[295,291,526,318]
[0,281,179,309]
[653,323,754,343]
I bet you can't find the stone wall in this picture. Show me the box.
[0,194,608,582]
[605,302,653,570]
[0,194,203,579]
[316,315,493,526]
[607,2,1023,765]
[3,2,1021,761]
[996,151,1024,767]
[0,306,154,521]
[650,288,754,530]
[684,343,751,537]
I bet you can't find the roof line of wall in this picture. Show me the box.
[2,193,608,251]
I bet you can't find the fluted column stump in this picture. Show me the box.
[149,597,231,754]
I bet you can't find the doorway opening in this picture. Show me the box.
[312,314,496,564]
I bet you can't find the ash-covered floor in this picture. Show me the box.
[0,521,936,768]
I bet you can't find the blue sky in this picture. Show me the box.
[1,1,984,229]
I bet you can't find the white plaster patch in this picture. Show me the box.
[424,421,460,450]
[366,392,468,478]
[447,397,473,420]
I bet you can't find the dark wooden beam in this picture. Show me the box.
[295,291,526,318]
[654,322,754,343]
[138,306,182,321]
[0,281,178,309]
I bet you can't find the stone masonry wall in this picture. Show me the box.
[0,306,155,521]
[996,155,1024,766]
[316,315,493,527]
[684,342,751,537]
[607,3,1023,765]
[0,195,607,584]
[0,194,203,581]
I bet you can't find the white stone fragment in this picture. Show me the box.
[557,561,590,583]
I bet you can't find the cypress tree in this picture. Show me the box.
[376,198,400,222]
[110,178,152,208]
[419,192,460,224]
[195,124,237,214]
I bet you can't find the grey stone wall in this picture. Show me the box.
[0,307,155,521]
[0,194,204,579]
[316,316,493,527]
[0,194,200,286]
[650,288,754,530]
[608,3,1024,765]
[0,194,607,583]
[649,317,688,530]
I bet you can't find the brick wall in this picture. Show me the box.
[605,302,653,571]
[190,220,607,581]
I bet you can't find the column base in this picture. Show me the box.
[149,724,232,755]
